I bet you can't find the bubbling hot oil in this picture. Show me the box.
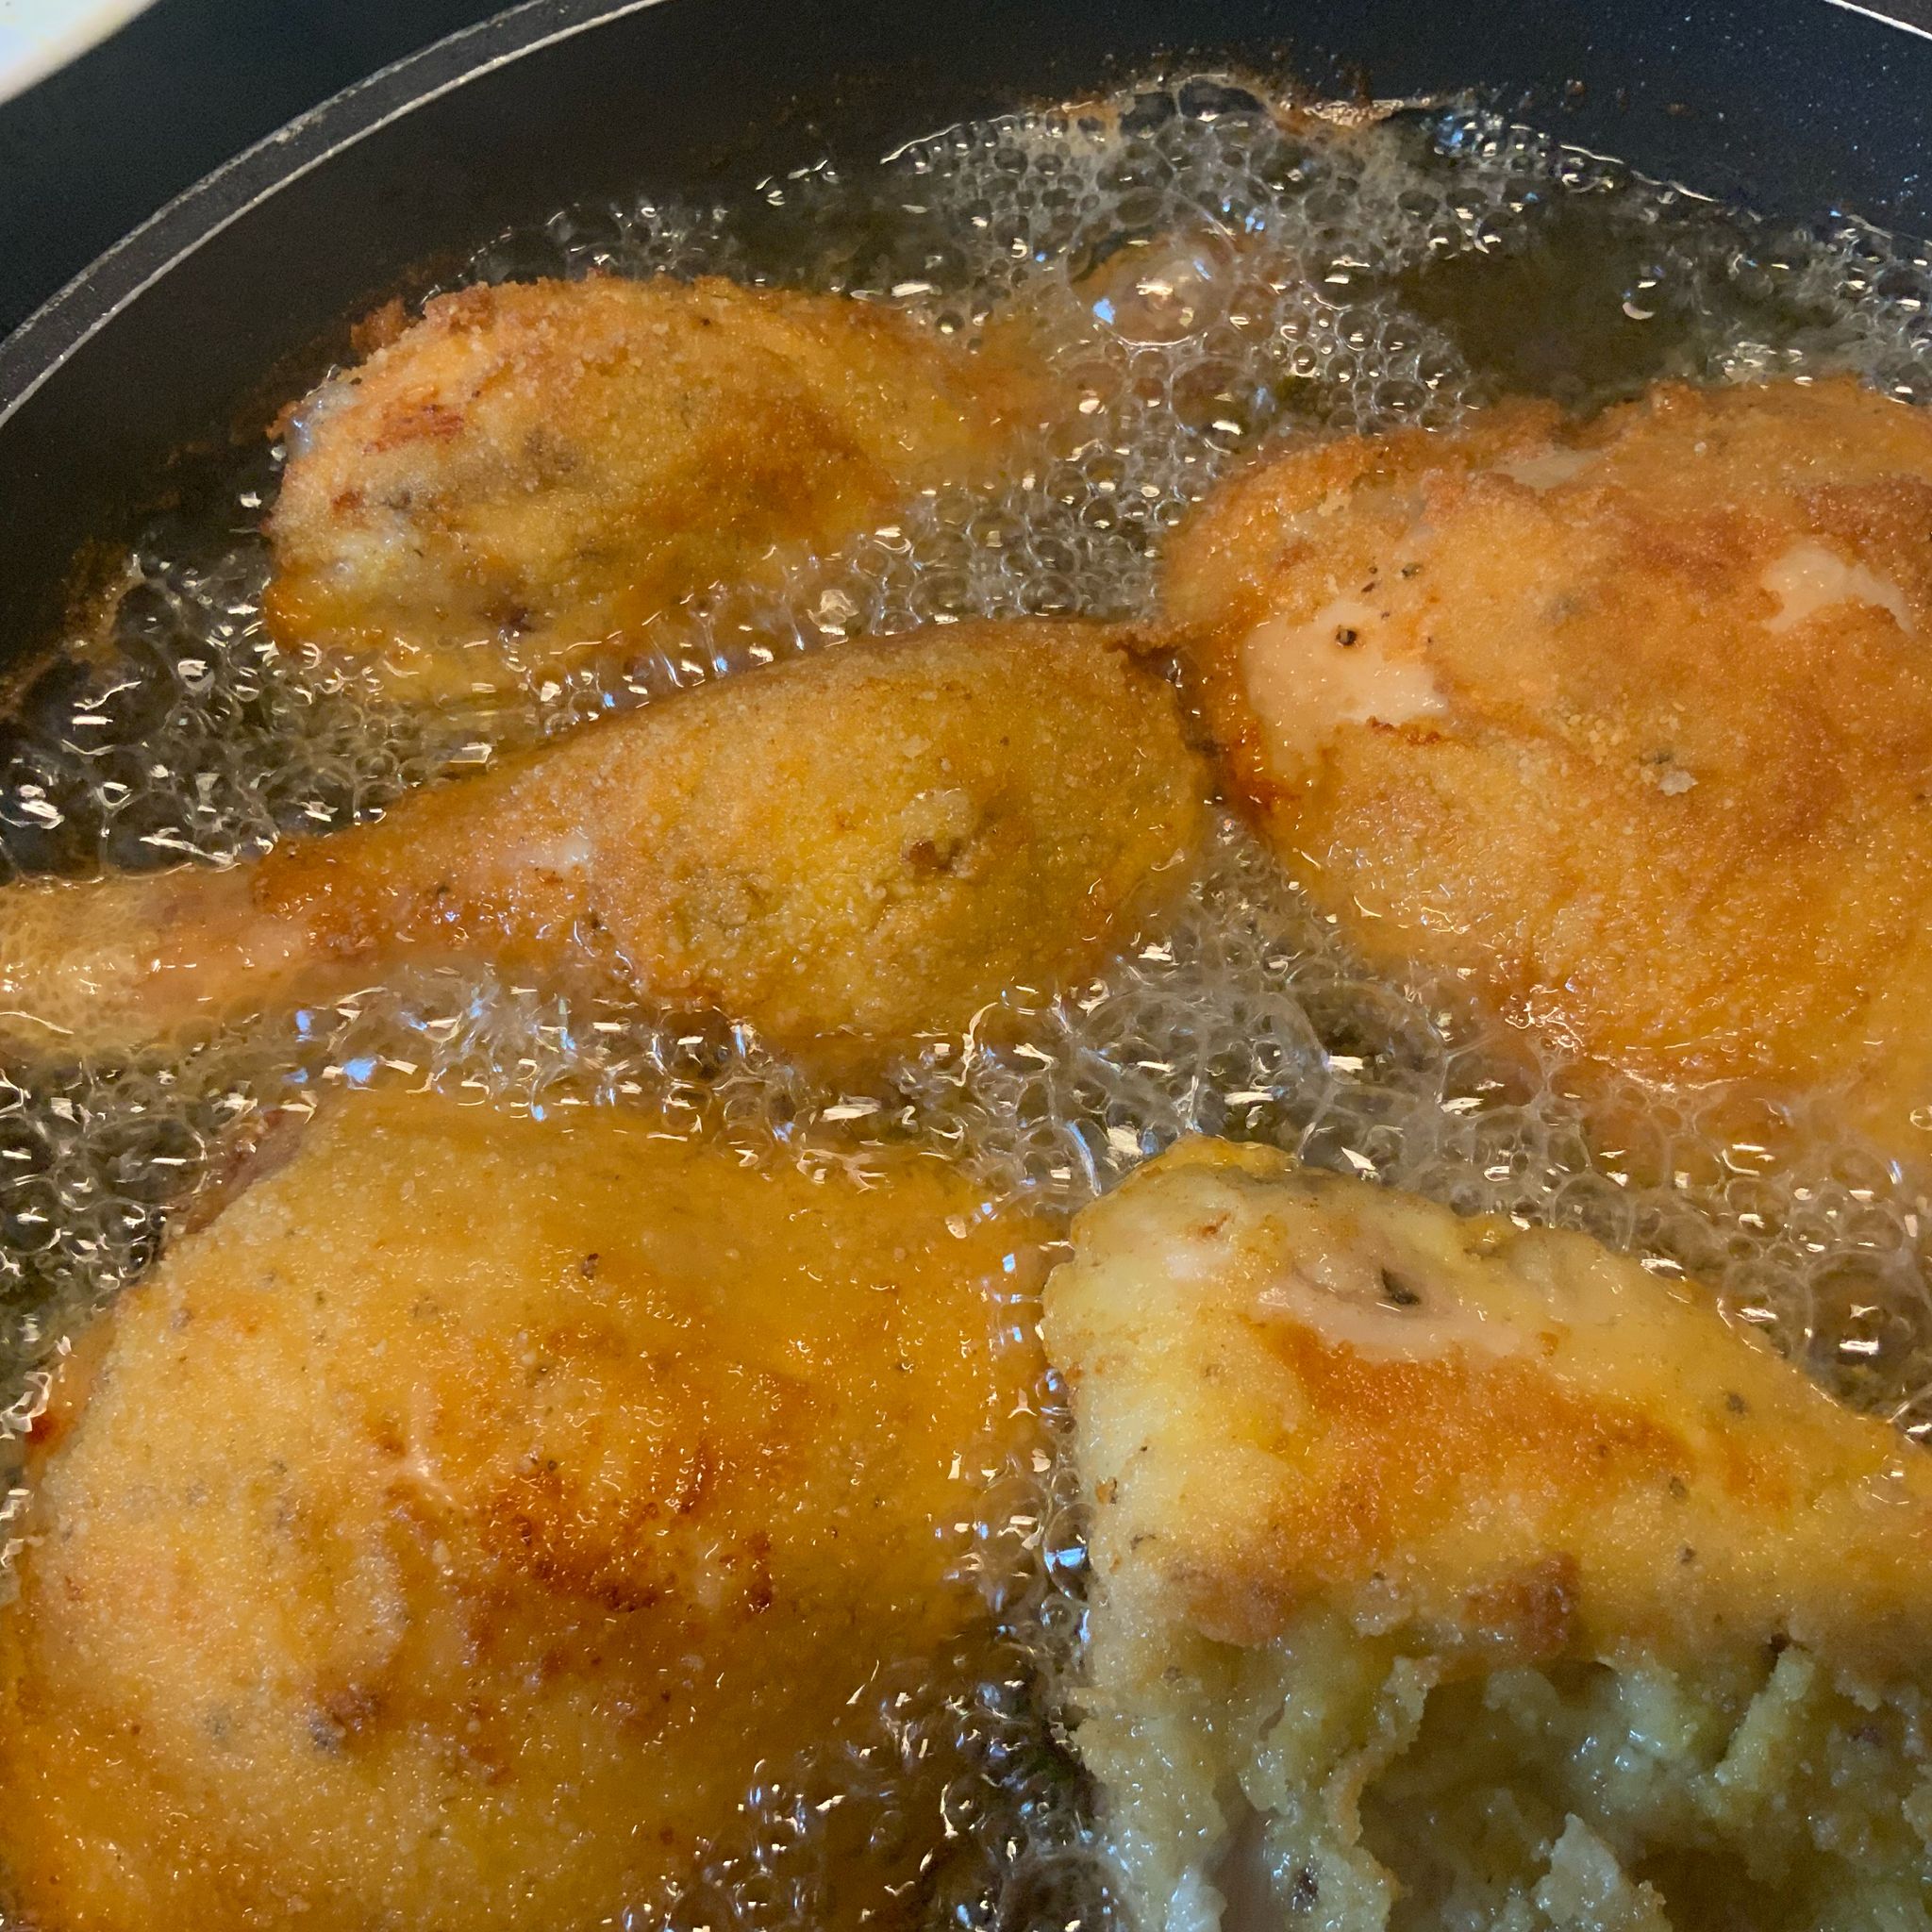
[5,75,1932,1932]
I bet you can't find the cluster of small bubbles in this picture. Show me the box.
[593,1417,1088,1932]
[0,1032,300,1517]
[0,529,456,885]
[8,69,1932,1929]
[626,1401,1106,1932]
[605,1626,1097,1932]
[467,193,746,291]
[891,816,1932,1442]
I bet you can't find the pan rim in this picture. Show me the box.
[0,0,676,431]
[14,0,1932,440]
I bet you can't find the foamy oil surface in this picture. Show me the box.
[4,73,1932,1932]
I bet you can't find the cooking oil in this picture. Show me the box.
[2,73,1931,1932]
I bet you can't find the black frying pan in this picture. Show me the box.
[4,0,1932,678]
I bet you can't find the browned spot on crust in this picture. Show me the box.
[1459,1552,1580,1657]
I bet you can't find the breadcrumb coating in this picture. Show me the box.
[267,275,1051,698]
[0,1087,1051,1931]
[0,621,1205,1061]
[1046,1139,1932,1931]
[1168,377,1932,1158]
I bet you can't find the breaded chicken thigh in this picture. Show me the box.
[0,622,1204,1061]
[1046,1139,1932,1932]
[1167,377,1932,1159]
[0,1087,1052,1932]
[265,275,1049,699]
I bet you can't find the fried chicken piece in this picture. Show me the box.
[0,621,1204,1061]
[0,1086,1051,1932]
[265,275,1051,699]
[1166,377,1932,1158]
[1044,1139,1932,1932]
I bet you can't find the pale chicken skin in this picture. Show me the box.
[266,275,1052,699]
[1045,1139,1932,1932]
[0,1086,1053,1932]
[0,622,1205,1061]
[1166,376,1932,1159]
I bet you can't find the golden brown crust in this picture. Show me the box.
[0,1087,1052,1931]
[0,621,1207,1060]
[253,620,1205,1051]
[265,275,1054,699]
[1164,378,1932,1158]
[1048,1140,1932,1929]
[1046,1138,1932,1678]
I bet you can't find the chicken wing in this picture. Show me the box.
[0,1085,1052,1932]
[0,621,1205,1061]
[266,275,1051,699]
[1045,1138,1932,1932]
[1165,377,1932,1159]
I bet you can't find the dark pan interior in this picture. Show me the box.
[3,0,1932,674]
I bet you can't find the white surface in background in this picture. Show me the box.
[0,0,156,103]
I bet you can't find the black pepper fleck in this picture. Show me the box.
[1378,1268,1423,1308]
